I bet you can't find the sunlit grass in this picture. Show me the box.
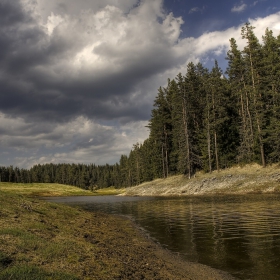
[0,182,94,197]
[0,189,125,279]
[0,264,79,280]
[0,182,124,197]
[92,186,125,196]
[123,163,280,195]
[0,181,130,279]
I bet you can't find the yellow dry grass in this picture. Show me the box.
[0,182,123,197]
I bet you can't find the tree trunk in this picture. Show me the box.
[162,143,166,178]
[214,131,219,172]
[212,89,219,172]
[164,124,169,177]
[206,94,212,173]
[182,98,191,179]
[248,46,266,167]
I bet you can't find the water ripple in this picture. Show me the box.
[49,194,280,280]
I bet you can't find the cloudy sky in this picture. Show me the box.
[1,0,280,168]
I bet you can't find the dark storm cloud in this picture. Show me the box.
[1,0,280,168]
[0,2,48,67]
[0,0,25,26]
[1,0,279,126]
[0,0,183,124]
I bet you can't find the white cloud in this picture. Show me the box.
[175,12,280,63]
[188,6,205,14]
[29,0,139,22]
[45,12,65,36]
[231,3,247,13]
[21,0,184,91]
[0,113,149,168]
[274,23,280,30]
[189,7,199,14]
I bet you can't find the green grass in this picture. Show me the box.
[0,265,79,280]
[0,186,125,279]
[0,182,94,197]
[0,190,84,278]
[0,179,138,280]
[0,182,124,197]
[0,252,12,269]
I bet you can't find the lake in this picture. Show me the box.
[46,194,280,279]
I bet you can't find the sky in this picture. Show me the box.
[1,0,280,169]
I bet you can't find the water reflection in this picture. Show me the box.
[48,195,280,279]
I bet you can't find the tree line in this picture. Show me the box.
[0,163,128,189]
[1,23,280,189]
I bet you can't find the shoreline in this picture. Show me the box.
[0,188,236,279]
[103,213,237,280]
[2,163,280,278]
[121,163,280,196]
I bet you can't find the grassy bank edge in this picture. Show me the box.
[122,163,280,196]
[0,183,236,280]
[0,182,124,197]
[0,183,124,279]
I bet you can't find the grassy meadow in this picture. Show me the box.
[0,183,125,279]
[0,182,123,197]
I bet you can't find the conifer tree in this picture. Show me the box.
[172,63,202,178]
[226,37,254,164]
[241,23,266,166]
[148,85,173,178]
[261,29,280,162]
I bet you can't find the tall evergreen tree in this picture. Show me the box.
[148,85,173,178]
[226,37,254,164]
[241,22,266,166]
[261,28,280,162]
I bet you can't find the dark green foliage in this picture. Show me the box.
[1,24,280,188]
[148,84,173,178]
[261,29,280,162]
[0,265,79,280]
[0,252,13,269]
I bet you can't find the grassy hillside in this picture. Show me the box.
[123,163,280,196]
[0,190,91,279]
[0,182,123,197]
[0,183,126,279]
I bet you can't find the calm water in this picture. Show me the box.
[47,194,280,279]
